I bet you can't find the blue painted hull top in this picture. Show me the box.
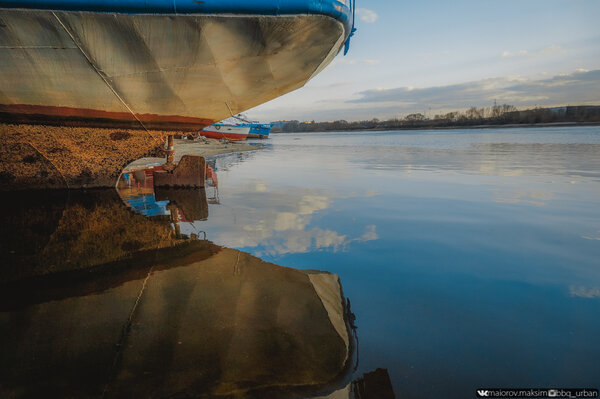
[249,124,272,138]
[0,0,354,34]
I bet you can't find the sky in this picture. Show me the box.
[249,0,600,122]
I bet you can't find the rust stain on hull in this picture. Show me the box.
[0,104,214,130]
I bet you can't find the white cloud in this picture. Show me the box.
[257,69,600,122]
[332,58,358,66]
[501,45,565,59]
[356,8,378,23]
[352,69,600,110]
[330,59,381,67]
[502,50,529,59]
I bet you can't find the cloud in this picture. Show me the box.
[332,58,357,66]
[356,8,378,23]
[501,50,529,59]
[250,69,600,123]
[501,45,565,59]
[330,59,381,67]
[351,69,600,109]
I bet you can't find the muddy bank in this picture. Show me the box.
[0,124,260,190]
[124,137,259,171]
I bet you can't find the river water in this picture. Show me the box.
[2,126,599,398]
[196,126,600,397]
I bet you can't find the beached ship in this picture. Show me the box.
[200,123,250,141]
[229,114,272,138]
[0,0,356,190]
[217,114,273,139]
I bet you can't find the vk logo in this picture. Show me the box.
[477,390,489,397]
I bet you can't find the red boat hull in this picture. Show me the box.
[199,131,248,141]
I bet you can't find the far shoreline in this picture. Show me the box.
[272,121,600,134]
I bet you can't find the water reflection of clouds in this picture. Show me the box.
[570,286,600,298]
[493,189,555,206]
[581,231,600,241]
[199,186,378,256]
[253,224,378,257]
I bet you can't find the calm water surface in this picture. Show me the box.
[193,126,600,398]
[2,126,599,398]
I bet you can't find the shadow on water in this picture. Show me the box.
[0,185,394,398]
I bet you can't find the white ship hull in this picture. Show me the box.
[0,10,346,130]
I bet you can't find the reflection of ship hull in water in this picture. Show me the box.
[205,164,220,204]
[200,123,250,141]
[119,162,219,219]
[0,190,362,398]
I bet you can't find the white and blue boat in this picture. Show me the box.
[248,123,272,139]
[201,123,250,141]
[231,114,272,138]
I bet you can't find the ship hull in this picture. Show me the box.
[0,10,345,130]
[0,8,348,190]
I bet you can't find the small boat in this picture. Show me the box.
[248,123,272,139]
[200,124,250,141]
[231,114,271,139]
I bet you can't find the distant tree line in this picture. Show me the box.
[270,105,600,133]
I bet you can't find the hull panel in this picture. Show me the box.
[0,104,214,130]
